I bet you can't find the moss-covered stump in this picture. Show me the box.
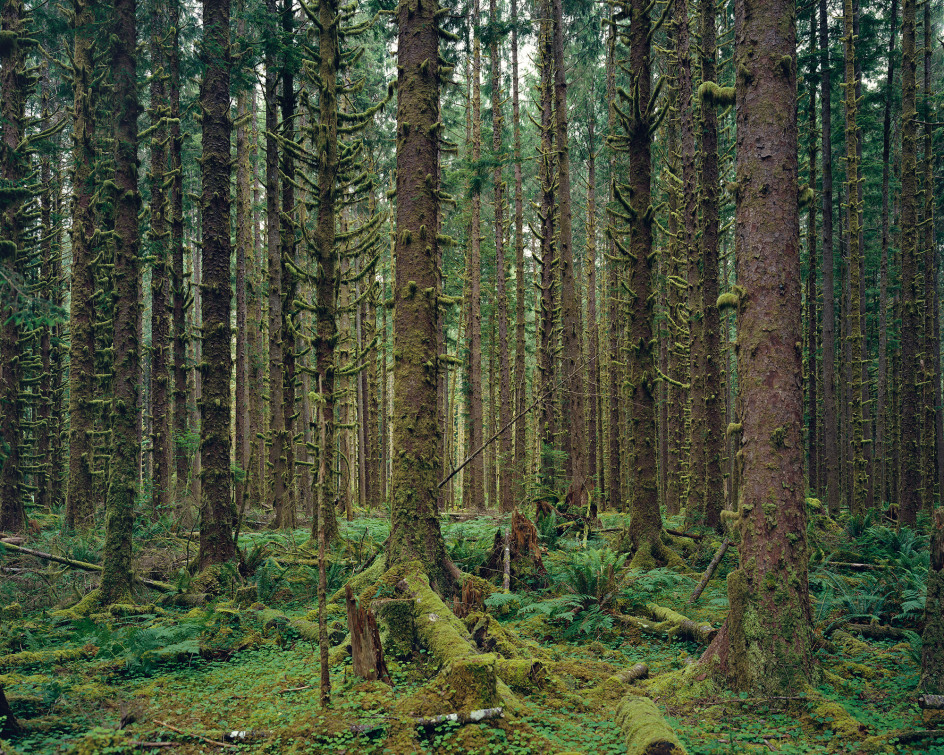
[615,695,687,755]
[464,611,551,661]
[0,684,21,736]
[495,659,547,693]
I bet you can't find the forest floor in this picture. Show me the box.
[0,504,941,754]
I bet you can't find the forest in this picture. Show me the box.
[1,0,944,749]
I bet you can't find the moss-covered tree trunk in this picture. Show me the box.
[842,0,866,517]
[818,0,840,517]
[805,8,818,497]
[100,0,140,603]
[923,507,944,692]
[233,6,251,523]
[387,0,453,594]
[605,14,621,512]
[277,0,297,529]
[265,0,285,524]
[311,0,340,543]
[150,0,172,519]
[697,0,723,529]
[169,0,188,506]
[196,0,237,567]
[701,0,814,692]
[921,0,937,509]
[898,0,920,525]
[585,118,600,503]
[876,0,897,508]
[511,0,526,510]
[0,0,27,533]
[65,0,97,530]
[552,0,586,507]
[536,6,556,493]
[491,0,512,514]
[622,0,661,557]
[466,0,484,513]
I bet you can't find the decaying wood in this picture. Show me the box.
[153,719,237,749]
[345,584,391,684]
[503,530,511,591]
[482,511,546,581]
[614,662,649,683]
[643,602,718,645]
[666,528,705,540]
[0,542,173,592]
[844,622,907,641]
[689,537,730,603]
[350,707,504,734]
[918,694,944,710]
[453,578,485,619]
[615,695,687,754]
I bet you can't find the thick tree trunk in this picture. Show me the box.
[387,0,454,595]
[624,0,661,558]
[197,0,237,567]
[806,9,819,497]
[100,0,140,602]
[605,14,621,512]
[701,0,814,692]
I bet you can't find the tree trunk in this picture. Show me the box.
[65,0,97,530]
[898,0,920,525]
[387,0,454,595]
[197,0,237,567]
[511,0,526,511]
[806,9,819,497]
[819,0,840,517]
[100,0,140,602]
[701,0,814,692]
[0,0,27,532]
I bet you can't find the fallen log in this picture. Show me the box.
[349,707,503,734]
[843,623,907,641]
[0,542,173,592]
[643,603,718,645]
[615,695,687,755]
[689,538,730,603]
[666,529,705,541]
[614,663,649,684]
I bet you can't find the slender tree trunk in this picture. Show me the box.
[149,0,171,519]
[806,8,819,496]
[701,0,814,690]
[100,0,140,602]
[311,0,340,542]
[0,0,27,532]
[234,8,251,522]
[490,0,512,514]
[899,0,920,525]
[265,1,285,523]
[197,0,237,567]
[877,0,897,507]
[842,0,866,516]
[511,0,526,509]
[64,0,97,530]
[586,122,599,502]
[169,0,188,506]
[921,0,937,508]
[819,0,840,517]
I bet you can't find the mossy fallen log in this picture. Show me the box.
[615,695,687,755]
[0,644,98,670]
[643,603,717,645]
[918,694,944,710]
[842,622,907,641]
[689,538,730,604]
[350,706,503,734]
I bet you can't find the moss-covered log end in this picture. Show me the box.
[615,695,687,755]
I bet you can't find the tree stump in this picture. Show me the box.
[344,584,390,683]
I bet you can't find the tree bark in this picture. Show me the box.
[197,0,237,567]
[700,0,815,691]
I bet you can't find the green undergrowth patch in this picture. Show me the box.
[1,511,942,753]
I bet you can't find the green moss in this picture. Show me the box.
[615,695,687,755]
[0,644,98,670]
